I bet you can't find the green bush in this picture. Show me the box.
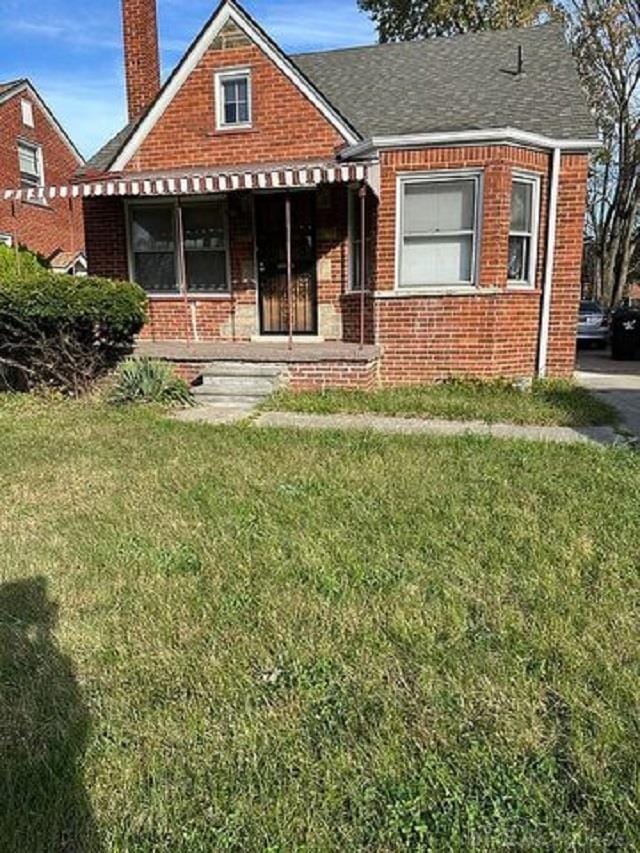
[0,244,47,280]
[109,358,193,406]
[0,274,147,394]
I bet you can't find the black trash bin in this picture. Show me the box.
[611,307,640,360]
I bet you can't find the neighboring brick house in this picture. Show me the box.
[0,79,85,262]
[6,0,600,386]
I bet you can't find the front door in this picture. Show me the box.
[256,192,318,335]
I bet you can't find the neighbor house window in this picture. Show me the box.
[129,201,229,295]
[18,141,43,190]
[215,68,251,129]
[21,99,34,127]
[397,173,479,288]
[508,175,540,286]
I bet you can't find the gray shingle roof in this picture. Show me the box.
[293,23,597,141]
[0,79,26,98]
[82,119,140,175]
[85,21,597,174]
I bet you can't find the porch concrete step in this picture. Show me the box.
[200,362,283,379]
[200,375,278,395]
[191,388,265,408]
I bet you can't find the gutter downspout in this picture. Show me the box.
[537,147,561,377]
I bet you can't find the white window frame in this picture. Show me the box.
[215,67,252,131]
[347,185,365,292]
[0,233,12,248]
[17,140,46,206]
[507,171,541,289]
[125,197,232,298]
[21,98,34,128]
[395,169,483,291]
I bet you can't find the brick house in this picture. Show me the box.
[12,0,599,387]
[0,79,85,262]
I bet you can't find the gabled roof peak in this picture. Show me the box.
[104,0,360,172]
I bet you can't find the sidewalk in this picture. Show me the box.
[254,411,619,446]
[575,350,640,438]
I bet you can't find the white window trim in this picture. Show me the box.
[347,185,367,293]
[18,140,47,206]
[507,171,541,290]
[21,98,34,128]
[125,197,232,298]
[215,67,252,131]
[18,140,44,186]
[395,169,483,291]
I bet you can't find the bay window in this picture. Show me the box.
[129,200,229,295]
[508,174,539,287]
[397,173,479,288]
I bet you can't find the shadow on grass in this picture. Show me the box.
[0,577,101,852]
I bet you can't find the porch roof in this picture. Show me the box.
[1,160,370,203]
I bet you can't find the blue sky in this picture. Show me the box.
[1,0,376,159]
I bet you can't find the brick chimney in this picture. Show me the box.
[122,0,161,120]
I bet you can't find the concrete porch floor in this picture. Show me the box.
[136,340,380,363]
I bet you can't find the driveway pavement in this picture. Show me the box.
[575,348,640,437]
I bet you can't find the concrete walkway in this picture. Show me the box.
[255,411,619,446]
[575,349,640,438]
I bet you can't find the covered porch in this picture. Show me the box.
[39,159,378,348]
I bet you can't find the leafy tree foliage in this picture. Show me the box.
[357,0,555,41]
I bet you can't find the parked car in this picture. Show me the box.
[611,305,640,360]
[577,300,609,348]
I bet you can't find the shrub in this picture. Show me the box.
[0,274,147,394]
[0,244,47,280]
[108,358,193,406]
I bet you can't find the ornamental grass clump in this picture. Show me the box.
[108,358,193,407]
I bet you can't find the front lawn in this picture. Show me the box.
[0,396,637,851]
[265,378,618,427]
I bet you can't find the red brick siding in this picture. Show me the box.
[125,41,345,172]
[287,360,378,391]
[546,153,589,376]
[0,91,84,259]
[376,292,540,384]
[84,197,128,279]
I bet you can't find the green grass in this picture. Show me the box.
[264,378,619,427]
[0,395,638,851]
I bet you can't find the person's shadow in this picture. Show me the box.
[0,577,101,852]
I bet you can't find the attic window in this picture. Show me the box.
[21,99,34,127]
[215,68,251,130]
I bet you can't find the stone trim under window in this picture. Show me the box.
[396,170,482,290]
[127,199,231,296]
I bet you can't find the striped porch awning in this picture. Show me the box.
[2,161,370,202]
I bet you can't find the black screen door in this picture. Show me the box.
[256,193,317,335]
